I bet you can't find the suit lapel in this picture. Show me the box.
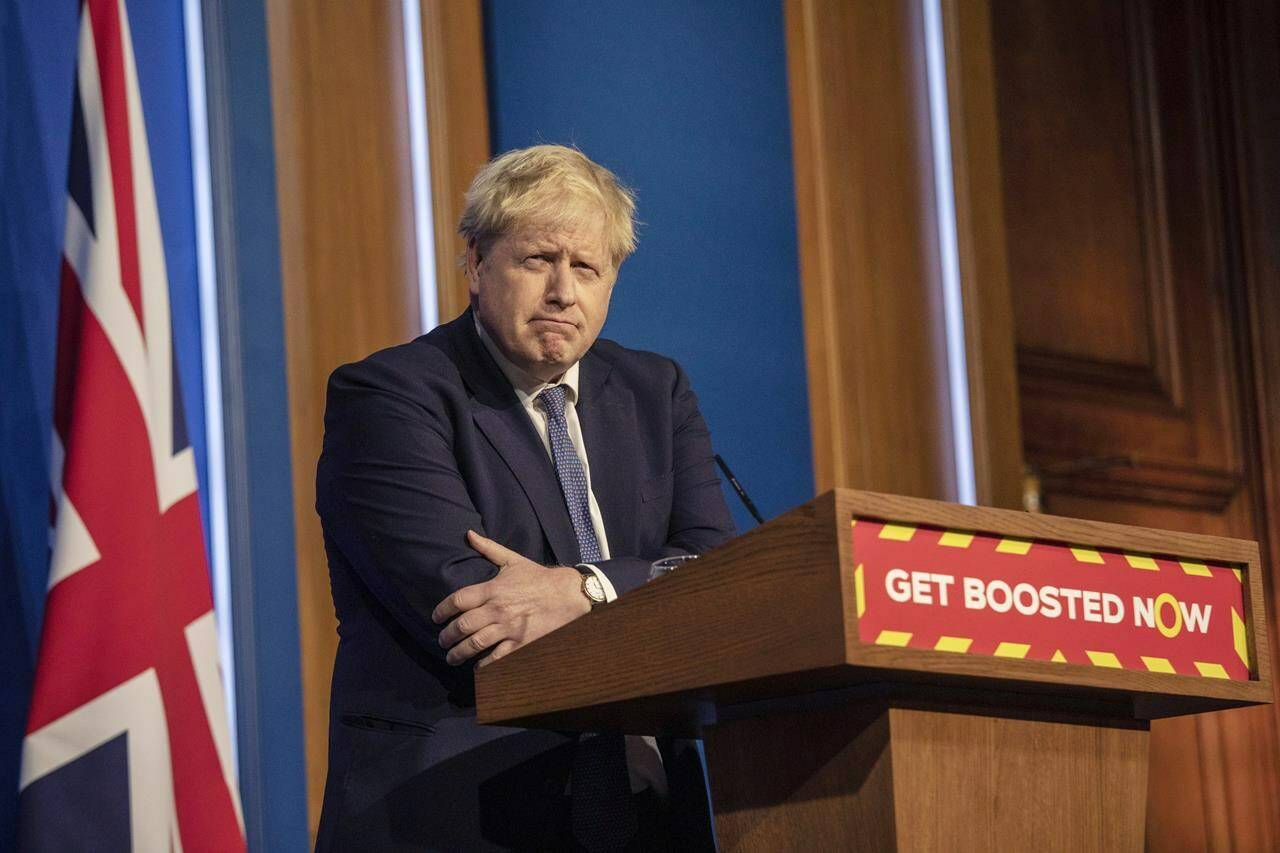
[449,312,580,566]
[577,350,640,559]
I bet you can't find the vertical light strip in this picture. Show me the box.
[402,0,439,333]
[185,0,238,777]
[923,0,977,506]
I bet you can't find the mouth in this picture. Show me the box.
[530,317,577,331]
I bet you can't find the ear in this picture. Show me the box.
[464,241,482,298]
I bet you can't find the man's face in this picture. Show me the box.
[467,217,617,382]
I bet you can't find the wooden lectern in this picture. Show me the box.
[475,490,1272,851]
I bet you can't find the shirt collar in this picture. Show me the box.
[474,314,580,407]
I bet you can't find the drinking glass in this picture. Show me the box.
[648,553,699,581]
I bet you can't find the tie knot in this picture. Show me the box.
[537,384,568,416]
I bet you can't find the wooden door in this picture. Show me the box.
[968,0,1280,847]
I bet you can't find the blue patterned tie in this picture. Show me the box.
[537,385,602,563]
[536,385,636,850]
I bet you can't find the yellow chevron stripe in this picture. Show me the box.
[1124,554,1160,571]
[938,531,975,548]
[994,642,1031,659]
[934,636,973,653]
[1071,548,1105,564]
[995,538,1033,555]
[1233,607,1249,670]
[1141,656,1176,674]
[1051,649,1067,663]
[855,564,866,619]
[1194,661,1230,679]
[1180,561,1213,577]
[879,524,916,541]
[876,630,913,647]
[1233,568,1243,584]
[1086,650,1123,668]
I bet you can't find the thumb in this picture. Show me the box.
[467,529,520,567]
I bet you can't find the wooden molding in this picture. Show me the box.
[420,0,491,324]
[784,0,957,502]
[1232,0,1280,697]
[940,0,1025,510]
[1227,3,1280,842]
[784,0,844,495]
[1123,0,1184,411]
[1033,459,1244,513]
[1017,348,1179,409]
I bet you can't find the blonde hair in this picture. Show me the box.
[458,145,637,265]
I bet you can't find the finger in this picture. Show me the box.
[446,624,508,666]
[432,581,491,624]
[437,604,499,649]
[476,639,518,669]
[467,529,522,568]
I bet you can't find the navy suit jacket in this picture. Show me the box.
[314,309,735,851]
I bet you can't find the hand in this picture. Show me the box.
[432,530,590,667]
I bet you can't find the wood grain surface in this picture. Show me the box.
[939,0,1025,511]
[266,0,420,837]
[784,0,957,501]
[704,702,897,852]
[889,707,1147,852]
[476,489,1271,735]
[1230,5,1280,843]
[947,2,1280,846]
[476,495,849,731]
[705,703,1147,853]
[267,1,490,839]
[419,0,490,323]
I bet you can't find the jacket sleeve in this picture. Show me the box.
[591,359,737,597]
[316,357,496,662]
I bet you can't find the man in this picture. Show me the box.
[314,145,736,851]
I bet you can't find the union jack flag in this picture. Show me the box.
[17,1,245,849]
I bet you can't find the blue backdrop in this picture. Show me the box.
[483,0,815,532]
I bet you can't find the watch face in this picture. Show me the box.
[584,574,606,603]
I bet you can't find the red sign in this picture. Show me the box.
[851,518,1251,681]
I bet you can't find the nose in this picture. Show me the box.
[544,259,577,308]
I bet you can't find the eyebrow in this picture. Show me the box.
[513,240,559,255]
[514,240,606,267]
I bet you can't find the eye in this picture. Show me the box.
[572,261,599,277]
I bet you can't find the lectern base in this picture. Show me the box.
[703,701,1149,852]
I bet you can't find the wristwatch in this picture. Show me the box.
[574,565,607,608]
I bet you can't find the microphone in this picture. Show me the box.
[714,454,765,526]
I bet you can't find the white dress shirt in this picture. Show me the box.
[474,317,667,796]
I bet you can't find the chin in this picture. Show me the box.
[532,336,576,361]
[536,351,573,371]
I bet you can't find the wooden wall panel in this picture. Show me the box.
[266,0,489,841]
[995,1,1163,373]
[940,0,1025,510]
[266,1,420,840]
[945,0,1280,847]
[785,0,957,502]
[1225,1,1280,848]
[993,0,1242,497]
[420,0,490,322]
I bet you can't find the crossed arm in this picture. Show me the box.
[318,353,733,671]
[433,530,589,668]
